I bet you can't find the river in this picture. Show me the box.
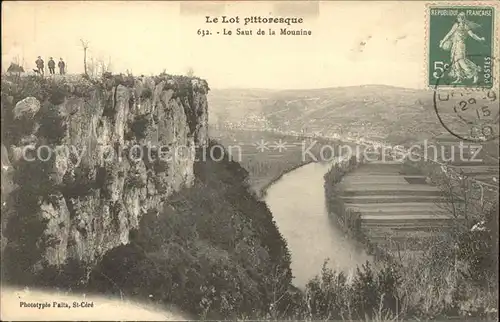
[265,161,371,289]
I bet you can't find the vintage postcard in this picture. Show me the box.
[1,1,499,321]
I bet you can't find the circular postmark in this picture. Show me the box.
[433,54,499,143]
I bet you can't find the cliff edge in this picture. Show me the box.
[1,73,209,276]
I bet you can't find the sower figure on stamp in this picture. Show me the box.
[48,57,56,75]
[58,58,66,75]
[439,12,486,84]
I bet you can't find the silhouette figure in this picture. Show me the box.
[35,56,44,75]
[48,57,56,75]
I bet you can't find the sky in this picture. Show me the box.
[1,1,495,89]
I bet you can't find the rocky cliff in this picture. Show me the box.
[1,74,209,275]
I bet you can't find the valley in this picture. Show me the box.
[209,127,341,196]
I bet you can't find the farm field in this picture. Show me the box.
[336,162,452,254]
[326,132,499,257]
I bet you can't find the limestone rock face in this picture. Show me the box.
[1,75,209,270]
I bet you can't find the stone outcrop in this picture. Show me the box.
[1,74,209,271]
[13,97,40,119]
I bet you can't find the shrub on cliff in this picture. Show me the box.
[2,74,94,104]
[1,75,95,146]
[427,167,499,289]
[36,102,67,145]
[2,153,59,284]
[139,87,153,100]
[127,114,150,141]
[89,140,292,319]
[111,74,135,88]
[455,201,499,286]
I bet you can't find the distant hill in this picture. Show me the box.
[208,85,496,147]
[207,88,278,125]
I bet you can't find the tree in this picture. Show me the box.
[80,39,89,76]
[186,67,195,77]
[85,54,112,77]
[87,57,96,77]
[430,165,499,284]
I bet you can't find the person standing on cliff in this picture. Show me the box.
[35,56,44,75]
[48,57,56,75]
[58,58,66,75]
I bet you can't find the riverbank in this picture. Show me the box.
[322,153,388,259]
[256,160,314,198]
[264,161,371,289]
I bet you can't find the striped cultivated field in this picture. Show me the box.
[337,134,498,254]
[337,162,451,253]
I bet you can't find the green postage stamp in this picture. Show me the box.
[428,5,496,88]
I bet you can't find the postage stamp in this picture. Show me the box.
[427,5,496,88]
